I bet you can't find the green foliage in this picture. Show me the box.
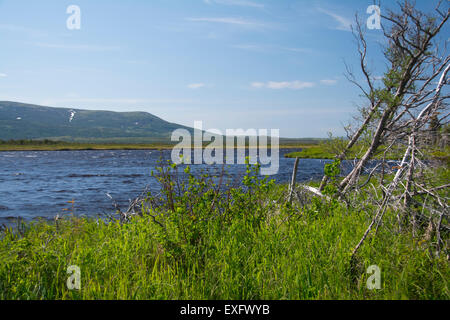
[324,159,341,178]
[322,159,341,197]
[0,162,448,300]
[146,159,275,261]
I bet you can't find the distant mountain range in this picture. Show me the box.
[0,101,193,143]
[0,101,322,145]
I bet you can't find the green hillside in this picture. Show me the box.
[0,101,323,146]
[0,101,192,143]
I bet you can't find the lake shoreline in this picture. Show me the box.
[0,144,310,152]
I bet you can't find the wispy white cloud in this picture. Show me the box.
[240,107,354,116]
[233,43,312,54]
[187,17,266,28]
[35,42,120,51]
[203,0,265,9]
[38,98,199,106]
[232,44,266,51]
[317,7,352,32]
[0,24,47,37]
[251,82,266,88]
[281,47,312,54]
[320,79,337,85]
[188,83,207,89]
[252,81,316,90]
[0,73,7,78]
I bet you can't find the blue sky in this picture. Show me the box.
[0,0,447,137]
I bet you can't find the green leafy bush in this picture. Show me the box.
[0,159,448,300]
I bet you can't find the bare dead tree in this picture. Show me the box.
[314,1,450,258]
[339,2,448,195]
[287,157,300,202]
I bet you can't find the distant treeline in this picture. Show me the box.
[0,139,68,145]
[0,138,322,147]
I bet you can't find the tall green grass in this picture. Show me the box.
[0,163,448,300]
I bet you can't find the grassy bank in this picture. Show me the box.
[0,140,310,152]
[284,144,449,161]
[0,143,176,151]
[0,163,448,300]
[284,145,335,159]
[0,140,175,151]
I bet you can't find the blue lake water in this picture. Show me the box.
[0,148,364,223]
